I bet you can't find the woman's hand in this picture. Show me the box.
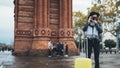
[92,20,98,24]
[88,16,92,23]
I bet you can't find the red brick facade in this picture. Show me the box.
[14,0,77,56]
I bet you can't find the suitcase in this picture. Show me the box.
[74,58,92,68]
[74,38,92,68]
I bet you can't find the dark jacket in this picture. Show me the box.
[83,22,103,34]
[83,22,103,41]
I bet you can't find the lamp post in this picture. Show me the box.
[117,33,120,52]
[78,27,82,55]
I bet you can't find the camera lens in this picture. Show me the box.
[90,20,92,22]
[92,17,97,20]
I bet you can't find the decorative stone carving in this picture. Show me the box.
[41,30,46,35]
[60,31,64,36]
[67,31,70,36]
[35,30,39,35]
[16,30,32,36]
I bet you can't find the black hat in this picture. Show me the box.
[89,11,100,17]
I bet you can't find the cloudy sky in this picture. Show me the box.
[0,0,14,44]
[0,0,93,44]
[73,0,93,12]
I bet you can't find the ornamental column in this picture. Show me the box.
[59,0,77,55]
[31,0,50,56]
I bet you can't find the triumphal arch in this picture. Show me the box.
[14,0,77,56]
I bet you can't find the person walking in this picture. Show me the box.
[61,42,64,56]
[57,42,64,56]
[48,40,53,57]
[82,11,103,68]
[65,42,69,57]
[52,43,57,56]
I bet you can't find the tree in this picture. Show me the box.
[73,11,87,27]
[104,39,116,49]
[91,0,120,35]
[73,11,87,35]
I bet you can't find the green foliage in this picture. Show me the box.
[115,22,120,33]
[73,11,87,28]
[0,42,14,51]
[116,0,120,8]
[73,11,87,34]
[104,39,116,49]
[0,43,6,47]
[92,0,120,33]
[73,0,120,35]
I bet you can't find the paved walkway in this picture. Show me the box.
[0,51,120,68]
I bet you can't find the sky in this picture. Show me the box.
[73,0,93,13]
[0,0,93,44]
[0,0,14,44]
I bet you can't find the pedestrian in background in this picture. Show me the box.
[48,40,53,57]
[65,42,69,57]
[61,42,64,56]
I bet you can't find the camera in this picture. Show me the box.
[90,16,97,22]
[91,17,97,20]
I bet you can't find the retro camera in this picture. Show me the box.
[91,16,97,20]
[90,16,97,22]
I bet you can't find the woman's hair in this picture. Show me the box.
[88,11,100,19]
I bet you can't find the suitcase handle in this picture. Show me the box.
[84,38,88,58]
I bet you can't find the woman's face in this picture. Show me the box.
[91,14,98,20]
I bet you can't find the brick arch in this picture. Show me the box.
[14,0,77,56]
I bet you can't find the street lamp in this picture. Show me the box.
[117,33,120,52]
[77,27,82,55]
